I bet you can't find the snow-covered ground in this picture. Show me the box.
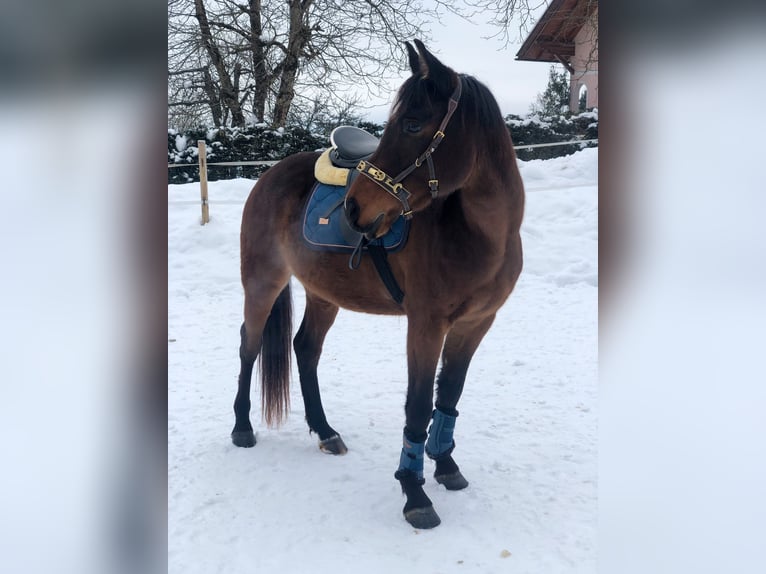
[168,148,598,573]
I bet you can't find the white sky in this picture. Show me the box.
[364,6,552,122]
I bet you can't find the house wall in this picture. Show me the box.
[569,9,598,110]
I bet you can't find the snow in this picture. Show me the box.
[169,149,598,573]
[506,114,551,128]
[174,134,187,153]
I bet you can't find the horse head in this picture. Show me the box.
[344,40,474,239]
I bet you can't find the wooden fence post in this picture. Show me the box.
[198,140,210,225]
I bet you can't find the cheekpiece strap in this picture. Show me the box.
[426,154,438,197]
[401,77,462,195]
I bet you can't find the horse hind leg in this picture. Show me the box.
[427,314,496,489]
[232,321,258,447]
[232,278,291,447]
[293,293,347,454]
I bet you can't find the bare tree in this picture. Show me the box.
[463,0,550,46]
[167,0,597,129]
[168,0,449,128]
[168,0,228,127]
[193,0,246,126]
[287,94,365,134]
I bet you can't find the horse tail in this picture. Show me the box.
[259,283,293,427]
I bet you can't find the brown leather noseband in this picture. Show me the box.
[354,76,463,220]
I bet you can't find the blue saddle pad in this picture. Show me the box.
[302,182,409,253]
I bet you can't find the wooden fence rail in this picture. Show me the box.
[170,139,598,225]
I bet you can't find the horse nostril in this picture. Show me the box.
[345,196,360,224]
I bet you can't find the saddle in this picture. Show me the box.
[313,126,380,185]
[306,126,410,255]
[303,126,408,304]
[329,125,379,167]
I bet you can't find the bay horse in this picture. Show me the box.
[233,40,524,529]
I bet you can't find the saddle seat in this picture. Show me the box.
[314,126,380,186]
[329,126,379,168]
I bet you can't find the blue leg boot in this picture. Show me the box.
[394,431,441,528]
[426,408,469,490]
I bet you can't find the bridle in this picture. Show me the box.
[353,76,463,220]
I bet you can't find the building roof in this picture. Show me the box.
[515,0,597,65]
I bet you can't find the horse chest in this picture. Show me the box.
[408,255,515,322]
[445,276,513,322]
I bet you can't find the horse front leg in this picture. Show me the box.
[428,314,496,490]
[395,316,448,529]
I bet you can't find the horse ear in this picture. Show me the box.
[405,42,420,76]
[413,39,454,95]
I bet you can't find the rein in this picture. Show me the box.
[355,76,463,219]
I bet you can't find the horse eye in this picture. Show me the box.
[403,120,422,134]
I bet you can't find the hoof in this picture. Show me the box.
[318,434,348,455]
[231,430,256,448]
[435,471,469,490]
[404,506,441,529]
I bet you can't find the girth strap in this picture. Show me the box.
[367,244,405,305]
[348,236,405,305]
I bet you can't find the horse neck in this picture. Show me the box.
[448,152,522,244]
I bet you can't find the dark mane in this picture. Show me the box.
[458,75,504,130]
[458,74,514,159]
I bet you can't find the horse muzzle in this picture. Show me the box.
[343,197,386,240]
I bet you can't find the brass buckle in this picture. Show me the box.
[369,167,386,181]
